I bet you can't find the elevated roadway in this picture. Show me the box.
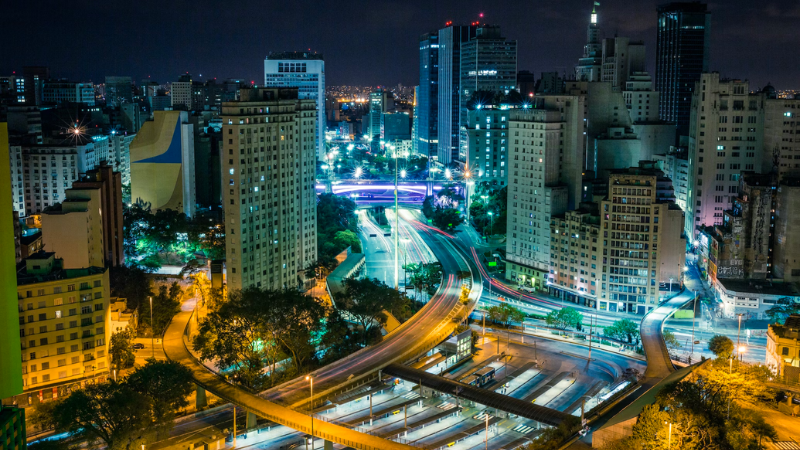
[162,206,483,449]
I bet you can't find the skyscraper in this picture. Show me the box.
[437,24,476,166]
[104,76,133,106]
[656,2,711,137]
[264,52,325,161]
[417,32,439,160]
[221,88,317,293]
[575,3,602,82]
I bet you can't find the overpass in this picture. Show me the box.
[315,179,451,198]
[162,212,483,448]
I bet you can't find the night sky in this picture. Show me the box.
[2,0,797,90]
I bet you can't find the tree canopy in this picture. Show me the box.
[545,307,583,331]
[316,193,360,266]
[603,319,641,345]
[708,334,734,359]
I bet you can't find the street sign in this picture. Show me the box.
[488,262,497,267]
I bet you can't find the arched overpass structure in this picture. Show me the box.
[162,215,484,449]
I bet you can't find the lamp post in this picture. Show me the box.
[691,290,697,362]
[738,345,746,362]
[736,313,744,351]
[305,376,314,450]
[488,211,494,236]
[665,421,672,449]
[394,146,400,291]
[464,169,473,223]
[401,238,410,288]
[149,296,154,359]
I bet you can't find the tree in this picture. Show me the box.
[316,193,359,265]
[630,404,669,450]
[340,277,393,344]
[764,301,799,324]
[200,223,225,260]
[109,327,136,370]
[603,319,641,345]
[422,195,435,218]
[545,307,584,331]
[141,283,182,337]
[333,230,362,253]
[125,360,194,438]
[487,303,525,351]
[749,413,778,447]
[33,381,153,450]
[432,207,464,231]
[664,329,681,353]
[109,265,153,311]
[707,334,734,359]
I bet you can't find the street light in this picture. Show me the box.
[665,421,672,449]
[149,296,154,359]
[401,238,410,288]
[305,376,314,450]
[488,211,494,236]
[738,345,746,362]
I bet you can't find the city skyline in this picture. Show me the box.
[2,0,797,89]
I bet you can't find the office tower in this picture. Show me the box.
[600,37,646,91]
[548,205,601,307]
[381,112,411,144]
[686,74,764,237]
[264,52,326,161]
[598,167,686,314]
[418,32,439,159]
[654,146,690,212]
[365,89,394,141]
[171,74,193,110]
[656,2,711,137]
[575,4,602,82]
[220,88,317,292]
[21,66,50,105]
[463,102,512,187]
[6,105,43,143]
[10,137,99,215]
[458,25,518,142]
[623,72,660,123]
[120,103,145,133]
[14,252,110,402]
[0,122,23,399]
[535,72,565,95]
[42,81,95,106]
[411,86,419,154]
[130,111,196,217]
[72,162,125,266]
[773,179,800,282]
[41,187,105,269]
[107,131,134,185]
[437,24,476,166]
[104,76,133,106]
[505,96,586,290]
[762,86,800,179]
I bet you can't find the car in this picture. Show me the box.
[132,343,145,349]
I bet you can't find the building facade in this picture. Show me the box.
[762,93,800,179]
[72,163,125,267]
[437,24,476,166]
[766,314,800,380]
[13,252,109,405]
[462,105,511,187]
[42,81,95,106]
[170,74,193,110]
[548,207,601,307]
[41,188,104,270]
[655,2,711,137]
[417,32,439,159]
[264,52,325,162]
[220,88,317,293]
[686,74,765,237]
[130,111,196,217]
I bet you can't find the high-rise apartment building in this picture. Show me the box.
[13,252,110,403]
[600,37,646,91]
[72,162,125,267]
[548,206,601,308]
[42,81,95,106]
[598,168,686,314]
[505,96,586,290]
[22,66,50,106]
[0,122,23,400]
[264,52,325,161]
[762,87,800,179]
[623,72,660,123]
[171,74,193,110]
[417,32,439,160]
[656,2,711,137]
[462,103,511,187]
[774,180,800,282]
[437,24,476,166]
[686,74,764,237]
[458,25,518,137]
[220,88,317,293]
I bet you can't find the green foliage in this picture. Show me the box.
[33,381,153,450]
[764,301,799,324]
[664,329,681,353]
[192,287,328,390]
[317,193,359,266]
[603,319,641,344]
[523,416,580,450]
[469,185,507,236]
[407,263,443,295]
[422,196,435,219]
[432,207,464,231]
[487,303,525,328]
[435,187,462,208]
[708,334,734,359]
[545,307,583,331]
[140,283,182,337]
[340,277,410,343]
[125,359,194,437]
[109,265,153,311]
[109,327,136,370]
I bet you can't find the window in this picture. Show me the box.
[782,347,789,356]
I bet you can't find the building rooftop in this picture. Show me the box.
[769,314,800,340]
[267,51,323,61]
[17,251,105,286]
[716,278,800,297]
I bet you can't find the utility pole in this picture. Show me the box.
[690,291,697,362]
[149,296,154,359]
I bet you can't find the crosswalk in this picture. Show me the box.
[513,424,536,434]
[773,443,800,450]
[403,392,420,400]
[438,401,457,410]
[473,411,493,421]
